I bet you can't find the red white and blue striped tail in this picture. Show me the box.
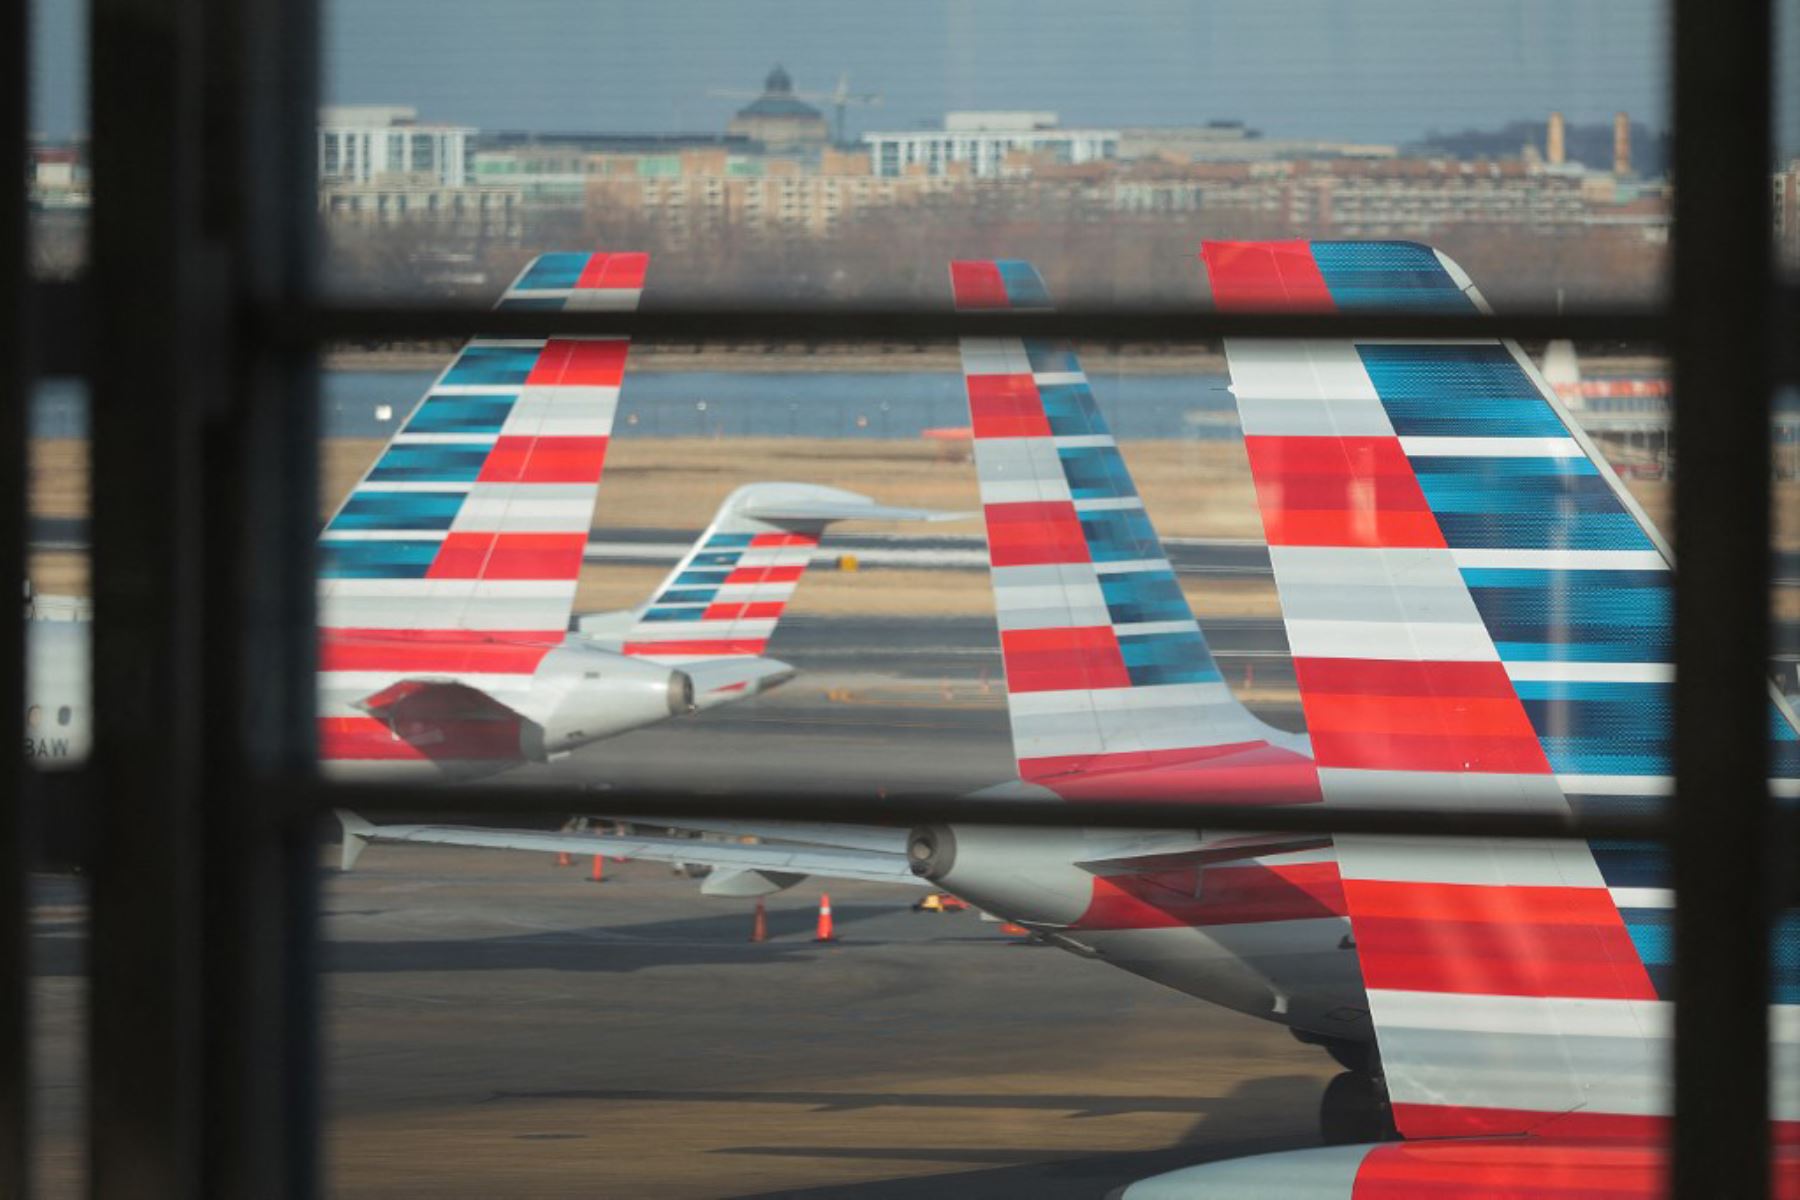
[950,259,1318,804]
[1203,239,1800,1148]
[317,251,646,769]
[318,251,645,638]
[606,482,951,680]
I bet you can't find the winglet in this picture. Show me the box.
[336,810,375,873]
[739,491,966,525]
[613,483,959,662]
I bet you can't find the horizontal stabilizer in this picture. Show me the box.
[681,655,798,707]
[337,679,527,775]
[739,496,968,524]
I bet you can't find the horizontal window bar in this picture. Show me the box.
[271,303,1666,346]
[304,778,1670,840]
[24,283,1796,375]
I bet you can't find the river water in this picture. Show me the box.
[34,370,1239,440]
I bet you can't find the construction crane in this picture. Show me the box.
[710,69,884,146]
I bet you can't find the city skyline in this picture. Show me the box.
[31,0,1710,144]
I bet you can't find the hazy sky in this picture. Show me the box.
[28,0,1800,153]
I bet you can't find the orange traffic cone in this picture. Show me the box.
[589,854,605,883]
[813,893,838,942]
[1000,921,1030,936]
[554,851,572,868]
[749,898,768,943]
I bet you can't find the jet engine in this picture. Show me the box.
[906,824,1196,928]
[517,643,695,760]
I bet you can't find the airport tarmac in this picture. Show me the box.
[27,852,1343,1199]
[537,616,1302,800]
[317,848,1341,1198]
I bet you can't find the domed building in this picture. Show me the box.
[727,66,829,150]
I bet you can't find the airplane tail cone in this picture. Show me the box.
[589,854,606,883]
[813,893,837,942]
[750,897,769,944]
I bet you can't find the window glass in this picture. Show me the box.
[1779,0,1800,277]
[28,0,88,278]
[320,0,1669,306]
[309,5,1715,1194]
[26,379,90,774]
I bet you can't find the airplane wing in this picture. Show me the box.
[335,810,921,886]
[950,258,1319,804]
[318,252,647,769]
[1114,239,1800,1194]
[612,818,909,855]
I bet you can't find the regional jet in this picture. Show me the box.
[28,251,952,779]
[343,243,1800,1194]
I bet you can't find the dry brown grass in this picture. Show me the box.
[576,563,1279,621]
[320,436,1263,538]
[1625,477,1800,550]
[31,437,1800,621]
[29,552,88,597]
[30,440,88,520]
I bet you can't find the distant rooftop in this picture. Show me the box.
[479,131,755,152]
[736,64,823,121]
[944,111,1063,132]
[319,105,472,132]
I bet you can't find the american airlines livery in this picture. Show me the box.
[31,251,950,780]
[343,243,1800,1196]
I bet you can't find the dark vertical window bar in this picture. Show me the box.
[1670,0,1776,1193]
[197,0,321,1190]
[1,0,31,1190]
[87,0,213,1192]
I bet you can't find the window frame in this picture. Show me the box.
[3,0,1792,1196]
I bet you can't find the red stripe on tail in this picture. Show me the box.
[1001,625,1129,692]
[950,260,1009,309]
[1201,240,1335,312]
[967,374,1051,438]
[1343,878,1658,1000]
[476,435,610,484]
[526,339,629,387]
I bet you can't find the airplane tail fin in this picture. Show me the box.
[611,482,952,663]
[317,251,648,639]
[950,260,1318,804]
